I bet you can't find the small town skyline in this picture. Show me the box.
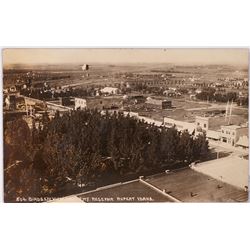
[3,48,249,203]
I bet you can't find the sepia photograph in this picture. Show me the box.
[2,48,249,202]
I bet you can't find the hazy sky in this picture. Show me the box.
[3,48,249,66]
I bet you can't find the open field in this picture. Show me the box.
[170,98,210,109]
[133,99,248,124]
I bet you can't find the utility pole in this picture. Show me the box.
[225,100,229,121]
[228,100,233,125]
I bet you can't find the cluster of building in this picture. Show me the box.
[3,78,248,151]
[122,109,249,150]
[163,115,248,149]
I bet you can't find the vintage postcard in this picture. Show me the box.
[2,48,249,202]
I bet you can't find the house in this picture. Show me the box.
[75,97,87,110]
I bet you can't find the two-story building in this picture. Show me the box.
[220,125,248,146]
[195,116,209,133]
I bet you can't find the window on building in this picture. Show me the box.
[222,137,227,143]
[222,130,224,133]
[197,122,200,126]
[204,124,206,128]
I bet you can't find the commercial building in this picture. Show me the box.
[163,115,248,148]
[220,125,248,146]
[195,116,209,133]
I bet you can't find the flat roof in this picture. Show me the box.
[51,163,248,203]
[192,156,248,190]
[78,180,173,203]
[146,168,248,202]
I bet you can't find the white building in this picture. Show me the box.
[195,116,209,133]
[195,89,202,94]
[220,125,248,146]
[100,87,119,95]
[75,97,87,110]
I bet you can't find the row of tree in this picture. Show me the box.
[4,110,209,202]
[196,88,248,106]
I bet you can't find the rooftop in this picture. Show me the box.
[192,155,248,190]
[146,168,248,202]
[79,180,173,202]
[50,159,248,203]
[101,87,118,91]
